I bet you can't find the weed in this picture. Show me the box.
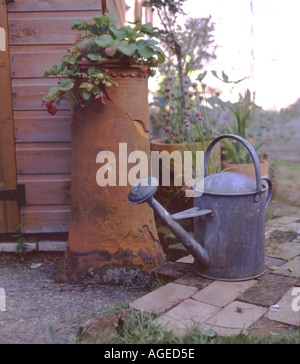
[13,224,27,262]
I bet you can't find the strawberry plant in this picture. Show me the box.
[42,13,165,113]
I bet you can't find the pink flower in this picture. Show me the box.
[167,76,174,83]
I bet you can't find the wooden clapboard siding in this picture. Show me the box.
[8,11,102,45]
[3,0,125,234]
[7,0,102,12]
[12,78,71,110]
[10,45,72,79]
[16,143,71,175]
[21,205,71,233]
[0,1,19,233]
[14,111,71,143]
[18,175,71,205]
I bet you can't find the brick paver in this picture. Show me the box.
[130,283,198,315]
[155,299,220,336]
[266,287,300,327]
[271,256,300,278]
[192,280,257,308]
[175,271,212,289]
[265,241,300,260]
[206,301,268,330]
[238,274,297,307]
[266,215,300,226]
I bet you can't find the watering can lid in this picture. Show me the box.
[198,172,258,195]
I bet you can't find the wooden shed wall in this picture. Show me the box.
[0,0,125,234]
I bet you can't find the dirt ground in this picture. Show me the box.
[0,253,151,344]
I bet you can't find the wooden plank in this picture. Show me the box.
[108,0,126,25]
[12,78,71,111]
[18,174,71,205]
[8,11,103,45]
[14,110,71,143]
[0,1,19,233]
[7,0,102,12]
[16,143,71,174]
[10,44,73,78]
[21,205,71,233]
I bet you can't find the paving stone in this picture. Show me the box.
[249,318,299,337]
[265,225,279,237]
[206,301,268,330]
[0,242,37,252]
[264,256,288,275]
[176,254,194,264]
[266,287,300,327]
[203,325,244,337]
[238,274,297,307]
[155,298,220,336]
[266,215,300,226]
[150,262,192,283]
[267,230,298,244]
[175,271,212,289]
[278,222,300,234]
[130,283,198,315]
[271,256,300,278]
[38,240,67,252]
[192,280,257,308]
[265,256,287,269]
[265,240,300,260]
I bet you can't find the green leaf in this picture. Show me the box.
[136,42,153,58]
[118,43,137,56]
[79,82,89,89]
[60,79,74,90]
[48,86,60,97]
[87,53,106,61]
[92,86,100,95]
[141,22,153,33]
[87,67,96,76]
[82,90,91,100]
[120,26,135,38]
[156,52,165,65]
[87,66,102,76]
[109,27,126,40]
[95,34,114,48]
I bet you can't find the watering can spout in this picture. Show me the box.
[127,178,210,269]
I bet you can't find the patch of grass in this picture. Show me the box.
[275,160,300,172]
[265,208,284,221]
[89,308,300,345]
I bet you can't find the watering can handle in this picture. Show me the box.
[204,134,262,193]
[261,177,273,208]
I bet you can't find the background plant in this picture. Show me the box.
[151,71,215,144]
[143,1,216,144]
[206,71,270,164]
[42,13,165,114]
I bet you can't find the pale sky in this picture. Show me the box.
[181,0,300,110]
[127,0,300,110]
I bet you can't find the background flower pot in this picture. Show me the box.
[56,61,165,284]
[150,138,221,213]
[223,159,269,179]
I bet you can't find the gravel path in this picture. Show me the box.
[0,253,150,344]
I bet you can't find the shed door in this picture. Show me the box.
[2,0,125,233]
[0,1,19,233]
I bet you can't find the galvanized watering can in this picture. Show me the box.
[127,134,273,281]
